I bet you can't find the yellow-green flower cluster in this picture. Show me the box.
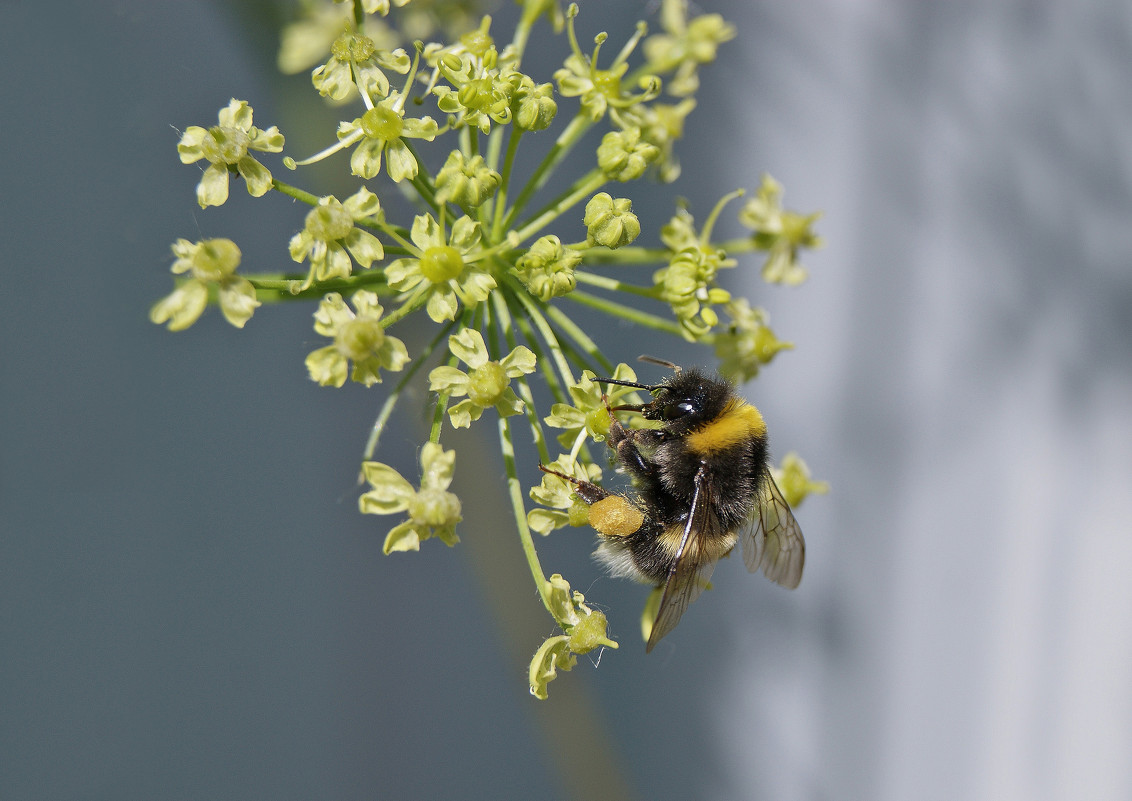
[154,0,826,699]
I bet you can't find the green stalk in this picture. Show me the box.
[502,114,593,231]
[565,289,686,336]
[499,413,552,610]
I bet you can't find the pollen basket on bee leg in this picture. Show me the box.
[588,496,645,538]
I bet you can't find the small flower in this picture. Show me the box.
[336,91,440,182]
[553,14,659,122]
[596,127,660,182]
[305,290,410,387]
[359,442,462,554]
[584,193,640,249]
[513,235,581,300]
[544,365,647,448]
[528,456,602,535]
[177,99,284,208]
[653,248,732,340]
[385,213,495,323]
[288,188,385,290]
[434,150,501,209]
[771,452,829,509]
[508,72,558,131]
[311,31,411,102]
[643,0,736,97]
[529,573,617,699]
[738,174,823,286]
[428,329,536,429]
[611,98,697,183]
[150,238,260,331]
[714,299,793,383]
[426,19,520,134]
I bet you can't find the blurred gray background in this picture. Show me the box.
[2,1,1131,800]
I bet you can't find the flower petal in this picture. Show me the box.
[385,139,419,183]
[196,163,230,208]
[149,280,208,331]
[382,521,422,554]
[305,345,348,387]
[237,157,273,197]
[425,287,459,322]
[343,229,384,268]
[448,328,487,369]
[428,366,471,394]
[217,278,261,328]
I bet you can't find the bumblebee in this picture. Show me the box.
[542,362,804,651]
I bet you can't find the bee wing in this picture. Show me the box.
[740,469,805,589]
[646,466,715,652]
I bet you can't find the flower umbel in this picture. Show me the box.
[360,442,462,554]
[544,365,648,449]
[156,1,826,699]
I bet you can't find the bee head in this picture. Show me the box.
[641,369,732,435]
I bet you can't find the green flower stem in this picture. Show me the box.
[503,290,571,408]
[466,125,480,159]
[541,302,617,375]
[512,169,606,243]
[699,188,746,244]
[505,276,575,389]
[576,245,672,265]
[499,413,553,610]
[502,113,593,231]
[573,270,658,298]
[713,236,770,254]
[270,178,321,206]
[401,140,439,210]
[387,283,431,328]
[490,127,523,242]
[361,318,457,462]
[485,114,506,174]
[249,273,391,301]
[510,1,540,59]
[565,289,687,336]
[491,291,551,465]
[429,307,471,442]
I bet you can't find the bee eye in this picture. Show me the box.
[664,401,696,420]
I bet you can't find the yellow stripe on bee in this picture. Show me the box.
[685,401,766,456]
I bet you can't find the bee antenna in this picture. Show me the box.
[637,355,681,372]
[597,377,659,392]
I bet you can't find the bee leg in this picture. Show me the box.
[603,394,659,481]
[537,464,610,505]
